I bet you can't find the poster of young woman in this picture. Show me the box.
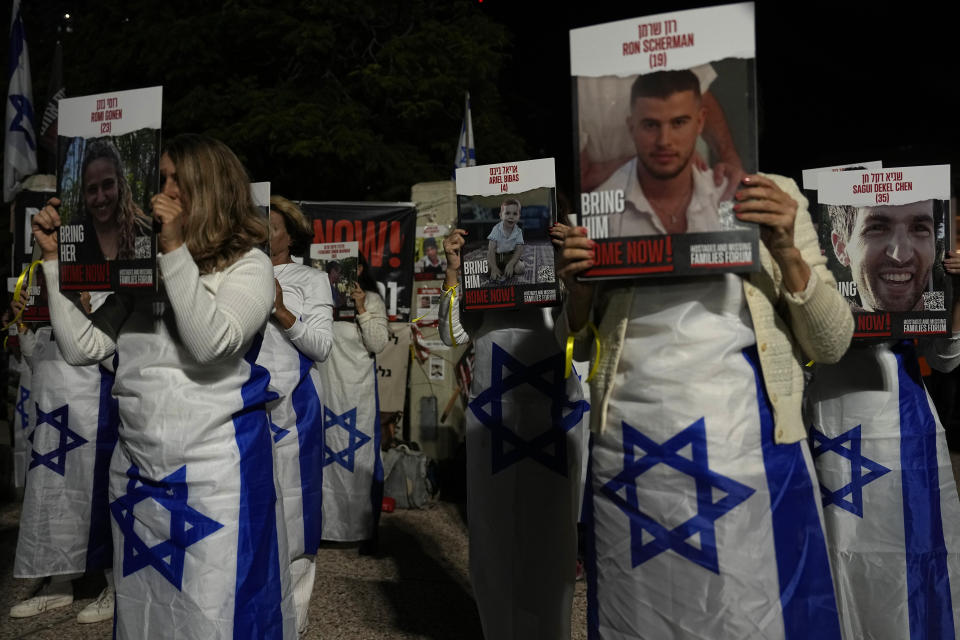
[56,86,162,292]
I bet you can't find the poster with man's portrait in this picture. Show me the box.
[816,164,952,340]
[310,241,360,320]
[455,158,560,311]
[414,224,449,280]
[571,3,759,280]
[56,86,162,293]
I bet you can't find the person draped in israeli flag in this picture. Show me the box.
[32,134,296,639]
[11,295,119,623]
[561,165,852,638]
[7,317,35,490]
[439,225,589,640]
[256,195,334,634]
[806,340,960,639]
[317,254,389,546]
[803,248,960,639]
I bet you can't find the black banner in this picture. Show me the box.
[298,201,416,322]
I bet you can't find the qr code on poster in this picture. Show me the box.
[134,235,152,259]
[923,291,945,311]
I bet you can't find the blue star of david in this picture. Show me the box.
[601,418,755,574]
[269,421,289,443]
[110,465,223,590]
[28,403,87,476]
[469,344,588,476]
[810,425,890,517]
[323,407,370,471]
[15,386,29,429]
[8,94,36,150]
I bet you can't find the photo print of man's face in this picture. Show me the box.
[830,200,936,312]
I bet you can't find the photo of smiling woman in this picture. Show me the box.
[73,138,153,262]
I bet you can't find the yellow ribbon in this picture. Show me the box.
[565,322,601,382]
[2,260,42,332]
[805,360,814,367]
[446,284,458,345]
[409,283,459,348]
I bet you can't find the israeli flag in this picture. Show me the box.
[586,344,841,640]
[11,352,33,488]
[453,91,475,174]
[14,326,118,577]
[464,317,589,640]
[806,342,960,640]
[317,322,383,542]
[4,0,37,201]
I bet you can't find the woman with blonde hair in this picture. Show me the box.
[32,133,295,639]
[76,138,151,261]
[257,194,333,634]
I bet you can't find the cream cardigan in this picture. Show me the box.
[558,174,854,444]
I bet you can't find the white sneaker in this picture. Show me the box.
[9,581,74,618]
[77,586,114,624]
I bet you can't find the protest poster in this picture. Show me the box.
[56,86,161,292]
[455,158,560,311]
[11,188,51,322]
[415,223,449,280]
[299,201,416,322]
[251,181,270,256]
[310,241,360,320]
[415,285,442,328]
[817,165,952,340]
[571,3,759,280]
[801,161,883,194]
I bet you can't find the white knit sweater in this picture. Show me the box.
[557,174,855,444]
[41,245,274,366]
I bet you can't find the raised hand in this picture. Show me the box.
[32,197,62,261]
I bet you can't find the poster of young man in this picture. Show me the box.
[817,164,952,340]
[455,157,560,311]
[56,86,162,292]
[310,241,359,320]
[299,201,416,321]
[414,224,449,280]
[800,161,883,237]
[570,3,759,279]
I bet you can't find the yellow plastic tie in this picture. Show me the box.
[2,260,42,332]
[565,321,601,382]
[446,284,458,345]
[410,282,459,328]
[805,360,814,367]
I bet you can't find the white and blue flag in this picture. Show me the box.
[453,91,475,174]
[806,342,960,640]
[4,0,37,202]
[318,321,384,542]
[14,325,118,578]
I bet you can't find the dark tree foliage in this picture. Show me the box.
[24,0,526,201]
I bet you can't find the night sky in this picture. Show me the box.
[6,1,957,200]
[480,0,958,198]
